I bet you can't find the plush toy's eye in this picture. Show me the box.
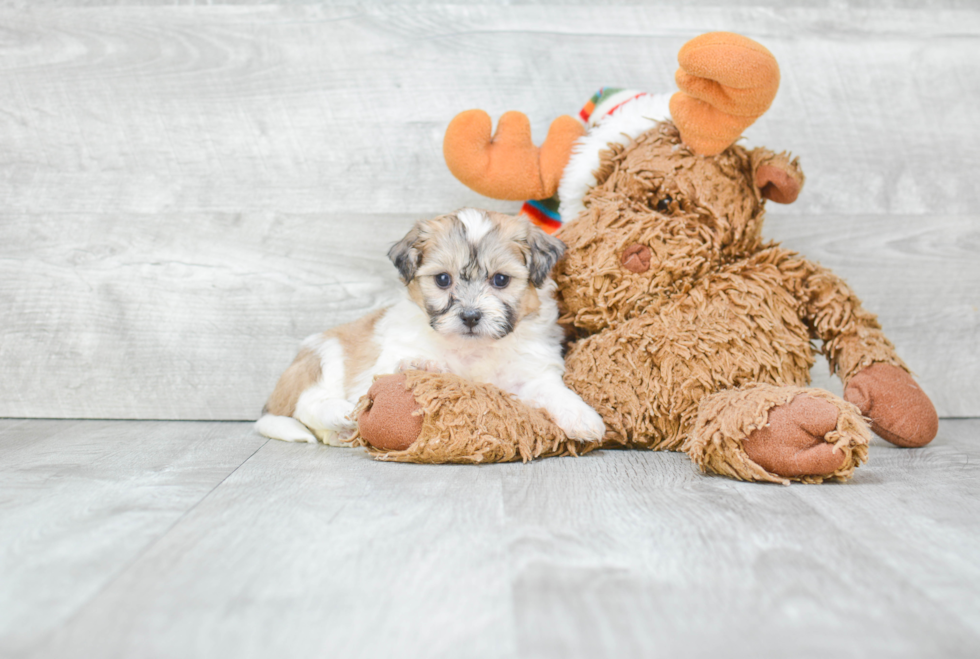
[434,273,452,289]
[656,195,673,213]
[491,273,510,289]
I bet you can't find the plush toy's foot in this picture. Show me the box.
[741,395,848,477]
[686,384,870,484]
[352,371,590,464]
[844,363,939,448]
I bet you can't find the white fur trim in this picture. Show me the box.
[588,89,646,127]
[558,93,673,225]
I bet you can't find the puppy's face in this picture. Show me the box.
[388,208,565,340]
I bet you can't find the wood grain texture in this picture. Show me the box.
[0,4,977,419]
[0,5,978,216]
[2,418,978,658]
[0,419,267,657]
[767,213,980,418]
[0,211,412,419]
[5,1,979,10]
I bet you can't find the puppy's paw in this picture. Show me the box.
[310,399,356,430]
[555,401,606,443]
[314,426,357,447]
[310,409,356,446]
[525,383,606,443]
[396,358,450,374]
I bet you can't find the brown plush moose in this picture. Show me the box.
[353,32,938,483]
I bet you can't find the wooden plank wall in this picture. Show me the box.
[1,2,977,420]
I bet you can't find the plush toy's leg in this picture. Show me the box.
[685,383,870,484]
[352,372,590,464]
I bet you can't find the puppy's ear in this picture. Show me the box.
[525,224,566,287]
[388,225,423,283]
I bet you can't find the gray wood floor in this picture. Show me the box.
[1,418,979,659]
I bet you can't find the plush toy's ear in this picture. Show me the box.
[388,225,423,283]
[669,32,780,156]
[751,149,805,204]
[524,223,566,287]
[443,110,586,201]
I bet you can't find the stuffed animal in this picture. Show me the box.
[353,32,938,484]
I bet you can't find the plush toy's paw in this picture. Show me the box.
[844,363,939,448]
[741,394,848,478]
[357,374,423,451]
[396,358,449,374]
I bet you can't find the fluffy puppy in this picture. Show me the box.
[256,208,606,445]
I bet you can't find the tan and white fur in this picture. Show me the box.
[256,208,606,446]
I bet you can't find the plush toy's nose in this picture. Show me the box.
[621,244,652,273]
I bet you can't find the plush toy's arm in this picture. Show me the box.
[780,255,938,447]
[353,372,592,463]
[784,256,904,381]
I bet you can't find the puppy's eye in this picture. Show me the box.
[434,273,452,289]
[656,195,673,213]
[491,273,510,289]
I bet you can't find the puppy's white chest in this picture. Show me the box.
[364,289,562,402]
[441,345,505,385]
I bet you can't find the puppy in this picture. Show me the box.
[256,208,606,446]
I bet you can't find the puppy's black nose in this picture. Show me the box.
[459,309,482,328]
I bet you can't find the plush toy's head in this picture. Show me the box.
[442,31,803,333]
[554,122,804,333]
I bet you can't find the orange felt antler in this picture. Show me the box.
[669,32,780,156]
[443,110,585,201]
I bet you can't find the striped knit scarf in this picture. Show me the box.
[521,87,650,233]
